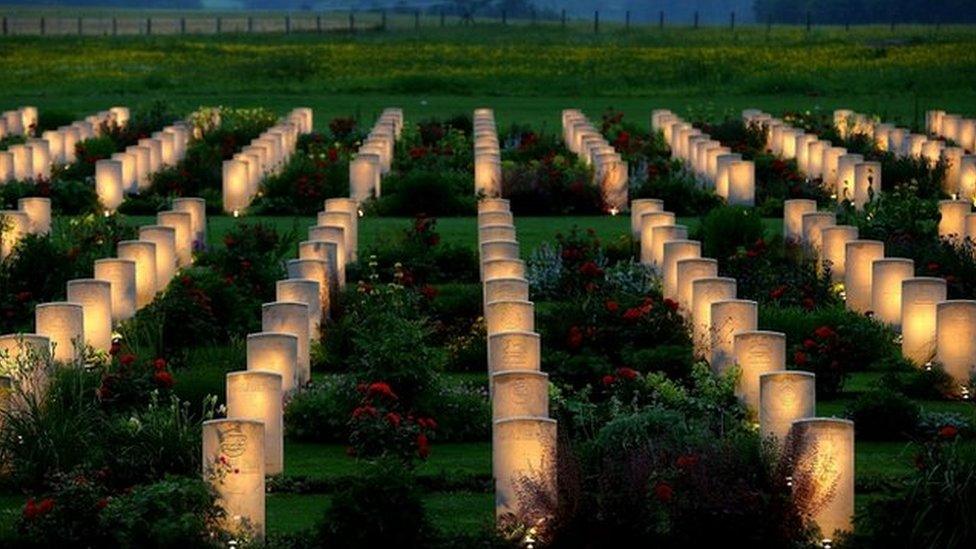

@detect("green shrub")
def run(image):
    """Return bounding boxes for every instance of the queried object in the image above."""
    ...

[634,167,722,216]
[100,476,221,549]
[316,460,433,548]
[882,365,958,400]
[285,375,360,442]
[372,169,476,216]
[696,205,766,261]
[844,389,921,440]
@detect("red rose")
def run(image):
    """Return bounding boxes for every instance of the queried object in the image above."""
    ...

[352,406,377,419]
[37,498,54,515]
[153,371,174,388]
[814,326,834,339]
[579,261,604,278]
[927,262,940,272]
[793,351,808,366]
[96,497,109,511]
[803,339,817,350]
[616,367,638,381]
[622,308,643,322]
[152,358,167,371]
[417,433,430,459]
[23,498,37,520]
[653,481,673,503]
[676,454,699,470]
[385,412,401,428]
[802,298,815,311]
[120,354,136,366]
[367,381,398,400]
[663,298,680,312]
[601,375,616,386]
[109,342,121,356]
[423,417,437,430]
[605,300,619,313]
[567,326,584,350]
[769,285,787,299]
[419,285,438,301]
[938,425,959,439]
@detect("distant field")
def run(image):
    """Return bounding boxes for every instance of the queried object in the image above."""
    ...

[0,23,974,128]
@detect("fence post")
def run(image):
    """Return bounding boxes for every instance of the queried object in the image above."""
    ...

[247,17,253,33]
[625,10,630,30]
[146,17,151,35]
[594,10,599,34]
[502,10,506,25]
[766,14,772,31]
[2,17,6,36]
[694,11,699,29]
[806,11,811,31]
[532,8,537,25]
[440,9,445,27]
[414,10,419,30]
[561,9,566,28]
[890,19,895,31]
[381,11,387,31]
[730,11,735,31]
[349,12,354,32]
[285,15,291,34]
[180,17,186,34]
[40,17,45,35]
[77,16,82,35]
[316,15,322,33]
[112,17,117,36]
[216,17,221,34]
[659,11,664,29]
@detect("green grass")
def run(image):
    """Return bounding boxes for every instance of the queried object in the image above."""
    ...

[284,441,490,481]
[1,25,974,128]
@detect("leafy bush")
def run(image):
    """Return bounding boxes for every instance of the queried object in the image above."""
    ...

[722,236,837,310]
[501,152,601,215]
[696,205,766,261]
[285,375,362,442]
[0,179,99,214]
[371,168,476,216]
[844,389,921,440]
[252,136,351,214]
[365,216,479,285]
[634,166,723,216]
[100,476,221,549]
[13,468,113,546]
[316,460,433,548]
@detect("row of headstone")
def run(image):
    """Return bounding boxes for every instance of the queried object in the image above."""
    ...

[561,109,628,212]
[654,109,755,207]
[927,110,976,155]
[0,106,37,138]
[640,116,855,538]
[96,118,191,212]
[473,108,501,197]
[786,170,976,387]
[1,107,128,183]
[222,108,312,215]
[479,197,558,523]
[743,109,881,210]
[203,185,362,543]
[349,108,401,204]
[837,109,975,201]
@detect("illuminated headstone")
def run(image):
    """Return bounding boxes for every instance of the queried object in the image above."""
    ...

[226,371,283,475]
[783,199,817,243]
[630,199,664,238]
[935,300,976,387]
[261,302,310,387]
[758,371,815,442]
[491,370,549,421]
[676,258,718,313]
[276,279,322,338]
[870,258,915,330]
[492,417,557,520]
[157,211,194,267]
[662,240,701,302]
[734,331,786,416]
[65,279,112,353]
[247,332,299,395]
[844,240,885,313]
[691,277,736,358]
[139,226,177,291]
[709,299,758,375]
[820,225,858,282]
[93,258,137,323]
[938,199,970,241]
[35,302,84,363]
[116,240,157,309]
[202,419,265,541]
[487,331,540,375]
[172,197,207,249]
[789,418,855,543]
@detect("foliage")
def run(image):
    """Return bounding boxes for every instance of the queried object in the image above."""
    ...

[14,468,113,547]
[347,381,437,465]
[634,164,722,216]
[722,236,837,310]
[502,148,600,216]
[696,205,766,261]
[99,476,222,549]
[252,133,352,214]
[0,179,99,214]
[844,389,921,440]
[372,168,476,216]
[843,439,976,548]
[316,460,433,548]
[365,215,479,285]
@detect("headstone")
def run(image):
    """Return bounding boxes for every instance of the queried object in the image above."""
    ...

[492,417,557,520]
[202,419,265,540]
[491,370,549,421]
[935,300,976,387]
[139,226,177,292]
[870,258,914,330]
[158,211,194,266]
[247,332,299,395]
[901,278,947,366]
[734,331,786,416]
[691,277,736,357]
[35,302,84,363]
[844,240,884,313]
[276,279,322,337]
[116,241,157,309]
[262,302,310,387]
[226,371,284,474]
[709,299,758,375]
[789,418,854,541]
[65,279,112,353]
[759,371,815,442]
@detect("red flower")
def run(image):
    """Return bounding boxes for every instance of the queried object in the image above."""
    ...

[676,454,699,470]
[96,497,109,511]
[419,285,438,301]
[109,341,121,356]
[579,261,604,278]
[567,326,584,350]
[605,300,619,313]
[814,326,835,339]
[152,358,167,371]
[15,291,31,302]
[803,339,817,350]
[938,425,959,439]
[420,417,438,430]
[927,262,940,272]
[653,481,673,503]
[352,405,378,419]
[793,351,808,366]
[663,298,680,312]
[616,367,638,381]
[153,371,174,388]
[367,382,398,400]
[385,412,402,428]
[120,354,136,366]
[416,433,430,459]
[769,285,787,299]
[622,307,643,322]
[37,498,54,515]
[802,297,815,311]
[23,498,37,520]
[601,375,616,386]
